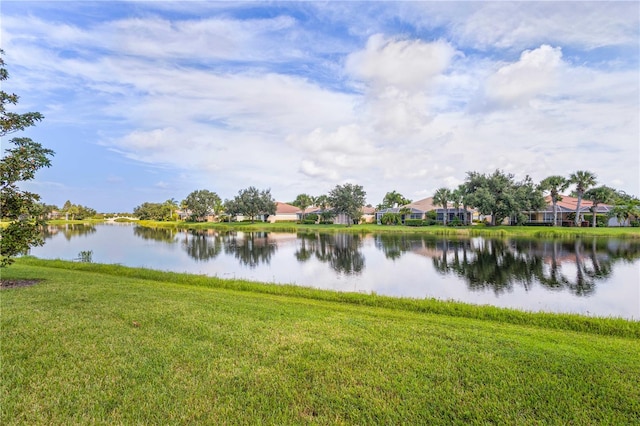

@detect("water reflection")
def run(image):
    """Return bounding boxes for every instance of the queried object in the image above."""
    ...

[424,237,636,296]
[181,230,223,262]
[298,233,365,275]
[133,226,178,243]
[42,224,96,241]
[39,225,640,300]
[223,232,277,268]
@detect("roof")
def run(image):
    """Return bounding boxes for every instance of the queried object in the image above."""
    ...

[275,202,302,215]
[542,195,613,213]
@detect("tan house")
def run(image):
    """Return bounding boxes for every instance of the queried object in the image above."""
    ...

[265,202,302,223]
[376,196,472,224]
[522,195,615,226]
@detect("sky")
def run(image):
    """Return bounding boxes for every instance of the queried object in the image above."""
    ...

[2,1,639,212]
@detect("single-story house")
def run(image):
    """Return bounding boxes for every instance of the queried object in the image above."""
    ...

[521,195,617,226]
[300,206,376,224]
[376,197,472,224]
[265,202,302,223]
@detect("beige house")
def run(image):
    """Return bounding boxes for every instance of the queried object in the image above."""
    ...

[265,202,302,223]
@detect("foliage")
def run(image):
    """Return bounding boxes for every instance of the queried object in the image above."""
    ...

[60,200,97,220]
[291,193,313,220]
[228,186,276,223]
[609,202,640,227]
[380,212,401,225]
[404,219,423,227]
[432,187,452,225]
[465,170,545,226]
[328,183,366,227]
[584,186,616,228]
[569,170,597,226]
[379,190,412,209]
[183,189,222,222]
[0,51,54,266]
[539,175,570,226]
[304,213,319,222]
[133,201,173,221]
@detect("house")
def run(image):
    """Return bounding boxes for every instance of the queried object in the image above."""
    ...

[301,205,375,224]
[376,197,472,224]
[522,195,616,226]
[265,202,302,223]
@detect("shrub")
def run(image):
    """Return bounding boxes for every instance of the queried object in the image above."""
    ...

[404,219,423,227]
[305,213,319,222]
[380,213,400,225]
[302,219,317,225]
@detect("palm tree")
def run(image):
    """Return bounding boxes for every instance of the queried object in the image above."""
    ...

[399,206,411,225]
[433,187,452,226]
[450,188,463,224]
[584,186,615,228]
[569,170,597,227]
[539,175,569,226]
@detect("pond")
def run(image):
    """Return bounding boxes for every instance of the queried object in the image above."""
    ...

[28,224,640,319]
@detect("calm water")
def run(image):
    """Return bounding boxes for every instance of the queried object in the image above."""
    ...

[29,224,640,319]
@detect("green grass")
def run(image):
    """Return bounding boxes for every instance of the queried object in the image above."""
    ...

[132,220,640,239]
[2,260,639,424]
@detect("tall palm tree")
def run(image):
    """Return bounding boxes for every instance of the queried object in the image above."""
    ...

[584,186,615,228]
[450,188,463,224]
[539,175,569,226]
[433,187,452,226]
[569,170,597,227]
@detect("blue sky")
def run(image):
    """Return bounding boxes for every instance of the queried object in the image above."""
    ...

[2,1,638,212]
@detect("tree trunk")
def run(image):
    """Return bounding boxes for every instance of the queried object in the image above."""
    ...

[575,194,583,226]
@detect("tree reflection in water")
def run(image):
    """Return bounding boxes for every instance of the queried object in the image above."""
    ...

[41,224,97,241]
[297,233,365,275]
[181,229,223,261]
[133,226,178,244]
[223,232,276,268]
[425,237,638,296]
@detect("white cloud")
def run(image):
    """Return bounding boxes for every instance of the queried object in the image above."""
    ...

[346,34,456,92]
[484,45,563,108]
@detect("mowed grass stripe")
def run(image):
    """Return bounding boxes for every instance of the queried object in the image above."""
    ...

[2,262,639,424]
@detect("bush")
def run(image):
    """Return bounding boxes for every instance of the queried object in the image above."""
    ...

[305,213,319,222]
[319,220,334,225]
[631,220,640,227]
[380,213,400,225]
[584,214,608,227]
[302,219,317,225]
[404,219,423,227]
[448,217,462,227]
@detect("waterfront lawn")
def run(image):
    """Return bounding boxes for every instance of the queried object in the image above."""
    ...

[2,261,639,424]
[134,219,640,239]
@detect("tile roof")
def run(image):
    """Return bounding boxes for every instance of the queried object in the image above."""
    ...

[275,202,302,214]
[544,195,613,212]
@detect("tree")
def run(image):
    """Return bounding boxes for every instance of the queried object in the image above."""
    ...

[513,175,546,225]
[1,51,54,266]
[539,175,570,226]
[182,189,221,222]
[433,187,452,225]
[328,183,366,227]
[381,190,412,209]
[291,193,314,220]
[584,186,615,228]
[164,198,179,221]
[133,202,171,221]
[465,170,535,226]
[231,186,277,223]
[569,170,597,226]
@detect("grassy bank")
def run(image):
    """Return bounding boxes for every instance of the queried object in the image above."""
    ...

[2,260,639,424]
[133,220,640,239]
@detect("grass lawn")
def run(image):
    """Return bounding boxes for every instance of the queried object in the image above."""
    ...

[133,220,640,239]
[2,260,639,424]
